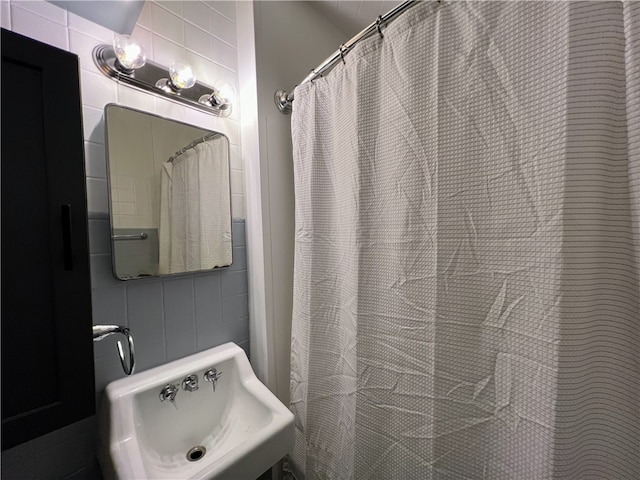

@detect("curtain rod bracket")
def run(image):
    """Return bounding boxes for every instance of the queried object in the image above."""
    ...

[275,89,294,114]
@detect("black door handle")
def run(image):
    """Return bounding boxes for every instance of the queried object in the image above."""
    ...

[61,204,73,270]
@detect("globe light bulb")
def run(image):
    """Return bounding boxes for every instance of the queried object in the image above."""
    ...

[113,35,146,70]
[169,61,196,90]
[214,81,236,104]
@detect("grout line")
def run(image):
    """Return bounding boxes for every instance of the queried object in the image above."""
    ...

[201,1,236,25]
[151,0,182,18]
[161,279,168,363]
[10,1,68,27]
[182,15,237,50]
[3,0,12,31]
[192,275,199,351]
[184,47,238,75]
[123,284,129,327]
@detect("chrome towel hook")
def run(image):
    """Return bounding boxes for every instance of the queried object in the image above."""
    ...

[93,325,136,375]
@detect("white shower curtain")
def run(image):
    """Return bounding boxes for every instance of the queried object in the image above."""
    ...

[289,2,640,479]
[159,138,231,274]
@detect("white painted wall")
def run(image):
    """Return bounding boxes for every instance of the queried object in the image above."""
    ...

[251,1,346,405]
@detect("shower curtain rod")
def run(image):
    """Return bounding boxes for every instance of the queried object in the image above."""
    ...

[168,132,219,162]
[274,0,423,114]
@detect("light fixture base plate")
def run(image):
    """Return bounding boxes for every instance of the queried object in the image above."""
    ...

[92,44,232,117]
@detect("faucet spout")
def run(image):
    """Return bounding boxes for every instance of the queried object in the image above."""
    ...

[92,324,135,375]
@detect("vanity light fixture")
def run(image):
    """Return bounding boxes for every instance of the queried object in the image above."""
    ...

[93,38,233,117]
[112,35,146,72]
[198,81,235,113]
[155,61,197,92]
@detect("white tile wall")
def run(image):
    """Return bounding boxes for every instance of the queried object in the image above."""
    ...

[1,1,250,478]
[206,1,236,22]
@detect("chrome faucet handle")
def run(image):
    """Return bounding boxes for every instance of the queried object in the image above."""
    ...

[203,368,222,392]
[182,374,199,392]
[159,384,179,409]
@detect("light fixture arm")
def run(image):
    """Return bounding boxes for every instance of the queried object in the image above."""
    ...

[92,44,232,117]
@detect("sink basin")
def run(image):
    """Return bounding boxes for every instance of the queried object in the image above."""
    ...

[98,343,294,479]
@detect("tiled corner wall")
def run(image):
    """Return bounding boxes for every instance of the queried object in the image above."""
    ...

[0,1,250,478]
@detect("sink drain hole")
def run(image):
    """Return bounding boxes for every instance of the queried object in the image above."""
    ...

[186,446,206,462]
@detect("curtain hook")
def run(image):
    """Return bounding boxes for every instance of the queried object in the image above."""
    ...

[376,15,385,38]
[339,44,347,64]
[309,69,323,83]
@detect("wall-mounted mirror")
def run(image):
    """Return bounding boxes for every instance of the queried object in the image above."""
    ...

[105,104,232,280]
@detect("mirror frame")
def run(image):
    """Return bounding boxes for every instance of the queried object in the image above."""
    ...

[104,103,233,280]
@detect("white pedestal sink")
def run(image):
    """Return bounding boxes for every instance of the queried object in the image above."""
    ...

[98,343,294,480]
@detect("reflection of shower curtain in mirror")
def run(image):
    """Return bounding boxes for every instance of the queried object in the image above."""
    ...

[159,139,231,274]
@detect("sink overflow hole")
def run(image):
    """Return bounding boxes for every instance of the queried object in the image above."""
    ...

[187,446,206,462]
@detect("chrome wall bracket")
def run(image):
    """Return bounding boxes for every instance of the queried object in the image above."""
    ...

[274,89,293,115]
[93,44,231,117]
[92,324,135,375]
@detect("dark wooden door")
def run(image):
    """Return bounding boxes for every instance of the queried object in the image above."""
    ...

[1,28,95,450]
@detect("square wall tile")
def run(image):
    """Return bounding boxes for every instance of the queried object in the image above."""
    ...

[231,168,244,196]
[69,29,102,70]
[229,246,247,271]
[231,193,245,219]
[183,1,210,32]
[1,1,11,29]
[136,0,152,29]
[222,293,248,322]
[11,4,68,50]
[210,8,236,47]
[151,33,186,72]
[229,145,242,171]
[84,141,107,179]
[82,106,105,144]
[194,273,222,350]
[205,1,236,22]
[81,69,117,109]
[232,220,245,246]
[130,24,153,63]
[90,253,121,289]
[86,177,109,214]
[212,36,236,71]
[163,277,196,361]
[91,285,127,325]
[155,1,182,17]
[219,316,249,344]
[221,270,247,297]
[88,218,112,254]
[151,2,183,44]
[185,22,211,58]
[94,350,127,391]
[68,11,113,43]
[117,83,156,113]
[127,280,166,371]
[12,0,67,25]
